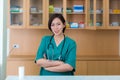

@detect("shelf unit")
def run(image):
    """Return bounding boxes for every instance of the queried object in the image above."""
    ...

[7,0,120,29]
[8,0,26,29]
[107,0,120,29]
[66,0,87,29]
[86,0,106,30]
[27,0,46,29]
[46,0,66,26]
[8,0,46,29]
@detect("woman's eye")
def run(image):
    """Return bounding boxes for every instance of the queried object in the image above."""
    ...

[51,24,54,26]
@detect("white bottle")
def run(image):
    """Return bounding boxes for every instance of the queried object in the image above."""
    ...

[18,66,24,80]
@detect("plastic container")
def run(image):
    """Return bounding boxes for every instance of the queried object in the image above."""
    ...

[79,22,84,28]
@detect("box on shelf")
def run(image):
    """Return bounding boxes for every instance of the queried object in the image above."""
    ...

[73,5,84,13]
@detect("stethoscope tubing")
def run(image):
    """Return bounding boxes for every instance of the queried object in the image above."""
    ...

[46,34,65,61]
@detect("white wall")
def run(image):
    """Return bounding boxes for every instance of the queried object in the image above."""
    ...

[0,0,7,80]
[0,0,4,79]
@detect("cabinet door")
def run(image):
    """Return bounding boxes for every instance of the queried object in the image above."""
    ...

[107,61,120,75]
[66,0,87,29]
[27,0,46,29]
[46,0,64,24]
[75,61,87,75]
[7,60,40,75]
[87,0,106,29]
[107,0,120,29]
[87,61,107,75]
[8,0,26,28]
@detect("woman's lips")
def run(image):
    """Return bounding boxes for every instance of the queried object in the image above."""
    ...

[54,30,59,33]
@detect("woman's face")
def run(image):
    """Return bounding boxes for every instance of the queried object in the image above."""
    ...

[51,18,65,36]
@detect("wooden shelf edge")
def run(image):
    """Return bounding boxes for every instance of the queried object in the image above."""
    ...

[7,55,120,61]
[77,56,120,61]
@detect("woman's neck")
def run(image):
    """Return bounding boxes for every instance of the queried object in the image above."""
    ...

[54,34,64,40]
[54,34,64,46]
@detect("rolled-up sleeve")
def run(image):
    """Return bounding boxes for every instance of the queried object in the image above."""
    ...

[35,36,46,63]
[65,41,77,71]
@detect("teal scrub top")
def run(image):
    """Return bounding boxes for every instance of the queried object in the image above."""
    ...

[35,35,76,76]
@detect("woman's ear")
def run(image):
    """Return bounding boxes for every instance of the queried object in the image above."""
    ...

[64,23,66,27]
[64,25,65,28]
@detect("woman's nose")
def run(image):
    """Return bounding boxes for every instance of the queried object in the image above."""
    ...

[54,25,58,28]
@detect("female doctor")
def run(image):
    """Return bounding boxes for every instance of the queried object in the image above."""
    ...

[35,13,77,75]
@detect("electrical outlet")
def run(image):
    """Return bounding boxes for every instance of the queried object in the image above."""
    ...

[13,44,19,48]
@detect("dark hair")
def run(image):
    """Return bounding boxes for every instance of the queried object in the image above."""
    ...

[48,13,66,33]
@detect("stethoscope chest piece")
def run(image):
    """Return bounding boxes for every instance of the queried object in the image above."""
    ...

[58,55,62,61]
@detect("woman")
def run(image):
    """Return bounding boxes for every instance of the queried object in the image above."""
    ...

[35,13,76,75]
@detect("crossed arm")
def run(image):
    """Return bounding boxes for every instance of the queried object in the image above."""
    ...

[36,58,73,72]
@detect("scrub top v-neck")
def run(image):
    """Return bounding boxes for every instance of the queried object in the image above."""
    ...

[35,35,76,76]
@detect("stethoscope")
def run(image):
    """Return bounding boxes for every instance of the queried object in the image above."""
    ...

[46,34,65,61]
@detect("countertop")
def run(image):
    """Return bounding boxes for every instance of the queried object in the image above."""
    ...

[6,76,120,80]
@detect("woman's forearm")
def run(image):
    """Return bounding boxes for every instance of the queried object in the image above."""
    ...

[44,63,73,72]
[36,59,64,68]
